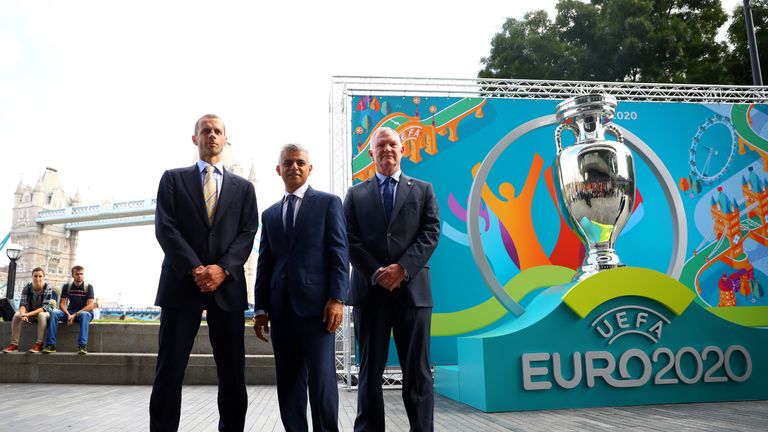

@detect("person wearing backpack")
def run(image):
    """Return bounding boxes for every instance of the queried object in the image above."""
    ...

[43,265,95,355]
[2,267,57,353]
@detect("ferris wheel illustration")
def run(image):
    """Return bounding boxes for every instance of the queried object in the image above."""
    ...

[689,114,738,184]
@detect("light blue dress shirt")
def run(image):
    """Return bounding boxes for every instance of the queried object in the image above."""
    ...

[375,170,401,205]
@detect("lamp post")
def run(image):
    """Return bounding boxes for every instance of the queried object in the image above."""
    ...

[743,0,763,86]
[5,243,22,300]
[1,243,22,321]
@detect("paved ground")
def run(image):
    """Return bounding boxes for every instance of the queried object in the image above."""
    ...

[1,384,765,431]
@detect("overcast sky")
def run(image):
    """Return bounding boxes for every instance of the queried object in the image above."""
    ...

[0,0,745,306]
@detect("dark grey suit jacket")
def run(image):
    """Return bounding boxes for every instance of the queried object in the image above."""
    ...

[344,173,440,307]
[154,165,259,312]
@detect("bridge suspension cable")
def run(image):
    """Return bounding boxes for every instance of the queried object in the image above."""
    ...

[706,233,728,261]
[0,232,10,251]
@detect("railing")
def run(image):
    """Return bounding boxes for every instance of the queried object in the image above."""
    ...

[36,199,156,230]
[63,215,156,231]
[114,199,156,211]
[331,76,768,103]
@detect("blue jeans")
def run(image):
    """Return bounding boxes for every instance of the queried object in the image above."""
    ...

[46,309,93,347]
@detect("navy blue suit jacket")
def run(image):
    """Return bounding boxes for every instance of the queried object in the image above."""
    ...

[154,165,259,312]
[344,173,440,307]
[254,186,349,319]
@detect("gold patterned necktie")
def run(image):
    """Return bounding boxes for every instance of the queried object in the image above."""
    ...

[204,165,218,224]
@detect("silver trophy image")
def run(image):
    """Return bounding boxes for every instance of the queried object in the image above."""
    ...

[553,94,636,281]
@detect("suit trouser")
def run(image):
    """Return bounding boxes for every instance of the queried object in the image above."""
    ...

[354,299,434,432]
[149,300,247,432]
[10,311,49,345]
[271,304,339,432]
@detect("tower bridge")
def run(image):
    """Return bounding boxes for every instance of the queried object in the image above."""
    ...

[3,144,258,304]
[36,198,156,230]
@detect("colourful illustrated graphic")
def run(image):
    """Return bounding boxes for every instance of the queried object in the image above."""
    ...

[679,104,768,327]
[435,267,768,412]
[680,105,768,325]
[350,96,768,365]
[352,97,486,182]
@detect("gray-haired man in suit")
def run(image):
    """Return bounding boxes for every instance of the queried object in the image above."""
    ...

[344,127,441,432]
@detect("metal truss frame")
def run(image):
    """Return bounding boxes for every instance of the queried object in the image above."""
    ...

[328,75,768,390]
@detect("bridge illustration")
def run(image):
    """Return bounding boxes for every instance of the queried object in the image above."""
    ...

[681,174,768,306]
[352,98,486,182]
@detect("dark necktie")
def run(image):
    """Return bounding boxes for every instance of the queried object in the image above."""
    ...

[285,194,296,237]
[383,177,395,222]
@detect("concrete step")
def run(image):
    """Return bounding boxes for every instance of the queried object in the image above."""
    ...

[0,352,277,385]
[0,322,274,355]
[0,321,278,385]
[0,321,351,386]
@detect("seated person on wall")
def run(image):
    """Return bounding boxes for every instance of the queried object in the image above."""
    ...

[91,301,101,321]
[2,267,57,354]
[43,265,95,355]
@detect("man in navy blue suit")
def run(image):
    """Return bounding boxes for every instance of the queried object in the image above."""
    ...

[150,114,259,432]
[344,127,441,432]
[254,143,349,432]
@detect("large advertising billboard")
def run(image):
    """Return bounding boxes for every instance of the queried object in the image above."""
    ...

[350,95,768,365]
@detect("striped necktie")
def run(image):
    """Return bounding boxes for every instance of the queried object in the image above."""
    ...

[204,165,218,224]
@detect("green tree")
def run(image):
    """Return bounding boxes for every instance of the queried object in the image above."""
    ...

[726,0,768,84]
[479,10,575,80]
[480,0,730,83]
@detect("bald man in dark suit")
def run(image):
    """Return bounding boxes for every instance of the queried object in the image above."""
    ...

[344,127,441,432]
[150,114,259,432]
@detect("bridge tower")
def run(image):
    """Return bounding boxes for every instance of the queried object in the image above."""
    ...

[217,144,258,305]
[741,167,768,241]
[10,168,79,297]
[245,163,258,305]
[711,187,745,265]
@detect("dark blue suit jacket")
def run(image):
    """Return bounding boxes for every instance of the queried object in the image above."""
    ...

[154,165,259,312]
[344,173,440,307]
[254,186,349,319]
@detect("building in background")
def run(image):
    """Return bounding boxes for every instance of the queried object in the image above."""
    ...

[9,168,79,298]
[4,147,259,306]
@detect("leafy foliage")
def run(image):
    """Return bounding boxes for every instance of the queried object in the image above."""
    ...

[480,0,751,84]
[726,0,768,84]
